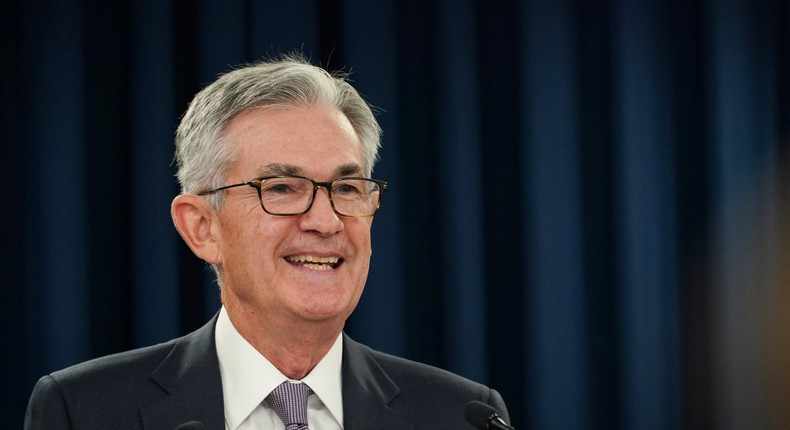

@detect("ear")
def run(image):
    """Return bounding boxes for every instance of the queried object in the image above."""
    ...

[171,194,223,265]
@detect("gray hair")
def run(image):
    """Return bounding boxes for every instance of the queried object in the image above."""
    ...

[174,55,382,208]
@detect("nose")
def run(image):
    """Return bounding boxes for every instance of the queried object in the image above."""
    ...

[298,186,344,235]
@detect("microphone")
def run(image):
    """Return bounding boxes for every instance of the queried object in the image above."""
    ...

[464,400,515,430]
[174,422,206,430]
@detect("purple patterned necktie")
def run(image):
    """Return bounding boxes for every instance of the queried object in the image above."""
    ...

[265,382,313,430]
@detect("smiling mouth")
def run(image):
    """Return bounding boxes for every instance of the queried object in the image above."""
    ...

[285,255,342,271]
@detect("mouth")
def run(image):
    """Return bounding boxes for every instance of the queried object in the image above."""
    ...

[285,255,342,271]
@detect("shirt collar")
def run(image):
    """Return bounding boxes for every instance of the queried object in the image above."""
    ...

[215,307,344,429]
[302,331,344,426]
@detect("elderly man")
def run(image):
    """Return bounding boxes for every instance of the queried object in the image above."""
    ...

[25,55,509,430]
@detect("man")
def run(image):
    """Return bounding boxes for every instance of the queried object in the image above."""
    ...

[25,55,509,429]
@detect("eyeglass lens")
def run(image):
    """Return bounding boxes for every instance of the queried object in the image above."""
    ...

[259,177,381,216]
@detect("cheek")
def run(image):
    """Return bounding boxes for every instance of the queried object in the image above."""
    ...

[219,218,275,273]
[349,219,374,247]
[349,227,373,277]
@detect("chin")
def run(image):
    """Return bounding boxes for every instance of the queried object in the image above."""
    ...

[298,300,356,322]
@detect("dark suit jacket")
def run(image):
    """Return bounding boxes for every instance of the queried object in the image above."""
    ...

[25,315,509,429]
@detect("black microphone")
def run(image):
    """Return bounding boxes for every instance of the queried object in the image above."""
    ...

[174,421,206,430]
[464,400,515,430]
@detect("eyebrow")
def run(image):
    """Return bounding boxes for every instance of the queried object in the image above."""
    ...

[255,163,365,178]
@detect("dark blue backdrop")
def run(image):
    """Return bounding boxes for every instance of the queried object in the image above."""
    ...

[2,0,789,429]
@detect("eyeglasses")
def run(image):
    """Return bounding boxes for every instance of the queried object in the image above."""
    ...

[198,175,388,218]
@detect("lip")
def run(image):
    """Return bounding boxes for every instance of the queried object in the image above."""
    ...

[285,254,343,271]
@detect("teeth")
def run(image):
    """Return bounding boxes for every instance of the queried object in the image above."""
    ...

[287,255,340,264]
[286,255,340,270]
[302,263,334,271]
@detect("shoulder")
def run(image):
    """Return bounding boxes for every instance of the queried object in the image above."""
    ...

[33,338,182,407]
[25,340,179,430]
[341,335,510,427]
[49,338,178,389]
[344,335,502,402]
[376,348,484,390]
[26,318,219,429]
[45,315,217,392]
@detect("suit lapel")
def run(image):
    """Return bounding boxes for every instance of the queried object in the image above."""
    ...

[135,322,414,429]
[140,316,225,430]
[342,335,415,430]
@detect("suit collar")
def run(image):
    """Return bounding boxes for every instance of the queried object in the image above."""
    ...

[134,319,415,429]
[140,315,225,430]
[341,334,415,430]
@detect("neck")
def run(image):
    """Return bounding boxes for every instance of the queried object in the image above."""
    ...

[223,300,343,380]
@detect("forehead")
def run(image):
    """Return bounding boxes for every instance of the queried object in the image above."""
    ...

[223,105,364,177]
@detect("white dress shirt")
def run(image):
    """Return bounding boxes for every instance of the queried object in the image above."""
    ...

[215,307,344,430]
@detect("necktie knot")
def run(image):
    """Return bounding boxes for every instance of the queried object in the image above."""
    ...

[265,382,312,430]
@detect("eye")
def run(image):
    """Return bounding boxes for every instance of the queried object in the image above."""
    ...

[333,181,364,196]
[263,183,296,194]
[260,178,309,195]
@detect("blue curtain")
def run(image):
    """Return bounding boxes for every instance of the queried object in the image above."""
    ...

[3,0,788,428]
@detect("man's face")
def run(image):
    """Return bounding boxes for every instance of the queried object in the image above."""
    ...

[213,105,373,325]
